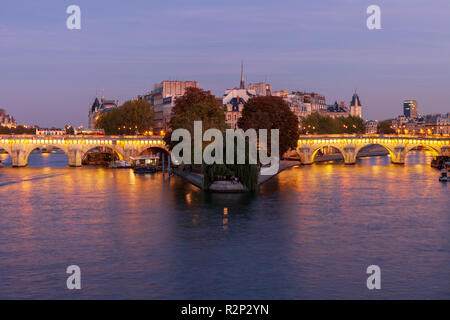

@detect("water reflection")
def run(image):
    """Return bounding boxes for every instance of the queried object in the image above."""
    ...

[0,151,448,299]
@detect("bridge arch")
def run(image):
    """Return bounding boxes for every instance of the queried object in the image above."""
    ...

[82,145,124,161]
[311,145,345,162]
[138,146,170,157]
[0,145,11,156]
[355,143,395,160]
[0,145,12,166]
[405,144,440,158]
[25,145,70,167]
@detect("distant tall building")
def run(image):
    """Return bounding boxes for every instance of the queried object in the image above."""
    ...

[403,100,418,118]
[141,80,199,130]
[350,91,362,118]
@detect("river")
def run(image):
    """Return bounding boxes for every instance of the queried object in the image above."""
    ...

[0,150,448,299]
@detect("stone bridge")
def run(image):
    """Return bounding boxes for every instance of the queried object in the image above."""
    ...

[297,135,450,165]
[0,135,168,167]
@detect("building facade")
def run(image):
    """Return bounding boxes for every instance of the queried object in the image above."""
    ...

[140,80,199,131]
[403,100,418,118]
[350,92,362,118]
[248,82,272,96]
[365,120,378,134]
[391,113,449,135]
[0,109,17,128]
[88,93,120,129]
[222,88,257,129]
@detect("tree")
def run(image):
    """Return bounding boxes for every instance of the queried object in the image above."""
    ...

[377,120,395,134]
[237,96,300,156]
[164,87,226,149]
[96,99,154,135]
[300,112,365,134]
[0,125,35,134]
[65,125,75,135]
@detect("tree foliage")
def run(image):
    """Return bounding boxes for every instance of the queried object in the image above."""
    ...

[377,120,395,134]
[164,87,226,149]
[96,99,154,135]
[237,96,300,156]
[0,125,35,134]
[300,112,365,134]
[202,140,259,191]
[165,87,259,191]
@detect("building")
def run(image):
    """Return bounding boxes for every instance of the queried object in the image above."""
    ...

[0,109,17,128]
[141,80,199,131]
[222,63,258,129]
[390,113,449,135]
[327,101,350,118]
[291,92,328,113]
[350,92,362,118]
[88,92,120,129]
[248,82,272,96]
[365,120,378,134]
[222,88,257,129]
[403,100,418,118]
[436,113,450,135]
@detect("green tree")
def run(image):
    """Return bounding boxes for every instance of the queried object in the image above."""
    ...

[237,96,300,156]
[300,112,365,134]
[0,125,35,134]
[377,120,395,134]
[65,125,75,135]
[164,87,226,149]
[96,99,154,135]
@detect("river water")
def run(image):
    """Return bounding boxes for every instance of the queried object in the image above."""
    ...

[0,150,448,299]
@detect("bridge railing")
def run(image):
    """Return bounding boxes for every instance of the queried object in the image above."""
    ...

[0,134,165,141]
[298,134,449,141]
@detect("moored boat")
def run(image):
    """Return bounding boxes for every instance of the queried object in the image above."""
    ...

[431,156,450,169]
[439,169,449,182]
[131,156,160,174]
[109,160,132,169]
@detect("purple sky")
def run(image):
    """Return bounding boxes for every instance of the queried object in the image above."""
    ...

[1,0,449,127]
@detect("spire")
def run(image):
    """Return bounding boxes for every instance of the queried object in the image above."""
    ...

[240,61,245,89]
[101,89,105,103]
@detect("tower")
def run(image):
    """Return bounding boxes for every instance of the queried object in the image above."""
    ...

[350,91,362,118]
[239,61,245,89]
[403,100,418,118]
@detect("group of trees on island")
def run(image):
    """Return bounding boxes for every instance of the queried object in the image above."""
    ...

[95,99,155,135]
[377,120,396,134]
[164,87,300,191]
[0,125,36,134]
[300,112,365,134]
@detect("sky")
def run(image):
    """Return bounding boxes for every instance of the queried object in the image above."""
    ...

[1,0,449,127]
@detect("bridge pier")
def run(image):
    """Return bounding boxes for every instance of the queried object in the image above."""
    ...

[11,145,28,167]
[123,145,139,161]
[343,145,357,165]
[68,146,83,167]
[442,146,450,157]
[297,146,314,165]
[391,145,406,164]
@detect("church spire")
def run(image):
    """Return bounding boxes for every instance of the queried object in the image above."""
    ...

[240,61,245,89]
